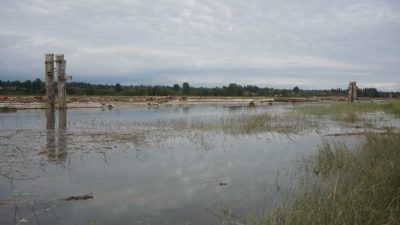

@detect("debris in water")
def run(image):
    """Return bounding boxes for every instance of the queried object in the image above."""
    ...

[38,149,49,155]
[18,218,29,223]
[61,194,94,201]
[219,182,228,186]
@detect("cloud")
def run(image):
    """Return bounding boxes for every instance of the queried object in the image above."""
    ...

[0,0,399,90]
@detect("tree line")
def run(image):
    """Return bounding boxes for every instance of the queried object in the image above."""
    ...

[0,79,398,98]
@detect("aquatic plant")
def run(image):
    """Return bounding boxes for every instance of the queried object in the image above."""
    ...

[142,111,319,135]
[298,102,400,117]
[244,133,400,225]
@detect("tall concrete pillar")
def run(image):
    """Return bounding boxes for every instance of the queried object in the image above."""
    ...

[348,81,357,102]
[45,54,55,107]
[55,54,67,108]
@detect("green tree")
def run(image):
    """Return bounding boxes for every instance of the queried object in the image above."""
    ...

[32,78,43,94]
[182,82,190,95]
[227,83,243,96]
[23,80,32,93]
[85,86,95,95]
[115,83,123,93]
[173,84,181,92]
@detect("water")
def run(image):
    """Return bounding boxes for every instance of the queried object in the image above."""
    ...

[0,105,391,225]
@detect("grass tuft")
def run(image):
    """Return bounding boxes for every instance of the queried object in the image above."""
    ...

[246,133,400,225]
[298,102,400,117]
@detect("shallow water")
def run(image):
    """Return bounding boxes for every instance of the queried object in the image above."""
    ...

[0,105,394,225]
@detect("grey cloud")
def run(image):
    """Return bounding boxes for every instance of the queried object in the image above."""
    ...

[0,0,399,90]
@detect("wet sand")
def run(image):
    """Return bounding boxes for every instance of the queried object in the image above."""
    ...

[0,95,351,109]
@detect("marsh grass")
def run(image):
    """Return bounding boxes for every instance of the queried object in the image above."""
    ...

[299,102,400,118]
[245,133,400,225]
[149,112,318,135]
[297,102,400,129]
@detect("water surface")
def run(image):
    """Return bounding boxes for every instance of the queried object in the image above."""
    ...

[0,105,389,224]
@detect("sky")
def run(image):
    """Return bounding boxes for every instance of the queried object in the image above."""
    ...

[0,0,399,90]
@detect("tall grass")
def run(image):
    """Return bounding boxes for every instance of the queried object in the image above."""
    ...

[246,133,400,225]
[150,112,318,135]
[299,102,400,117]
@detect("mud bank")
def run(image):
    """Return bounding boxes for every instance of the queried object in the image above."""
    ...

[0,95,392,110]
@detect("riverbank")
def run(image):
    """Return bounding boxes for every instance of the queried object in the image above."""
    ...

[0,95,394,110]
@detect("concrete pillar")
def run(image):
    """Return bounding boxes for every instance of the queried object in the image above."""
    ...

[348,81,357,102]
[45,54,55,107]
[55,54,67,108]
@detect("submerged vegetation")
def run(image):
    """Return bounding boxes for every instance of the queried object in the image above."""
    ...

[82,111,319,135]
[244,133,400,225]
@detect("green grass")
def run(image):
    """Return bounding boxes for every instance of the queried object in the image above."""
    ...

[245,133,400,225]
[298,102,400,117]
[220,112,317,135]
[297,102,400,127]
[149,112,318,135]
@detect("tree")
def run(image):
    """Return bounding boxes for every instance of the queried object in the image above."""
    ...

[115,83,123,93]
[293,86,300,94]
[227,83,242,96]
[23,80,32,92]
[182,82,190,95]
[32,78,43,94]
[85,86,95,95]
[173,84,181,92]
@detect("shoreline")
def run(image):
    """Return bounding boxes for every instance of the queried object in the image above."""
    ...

[0,95,395,110]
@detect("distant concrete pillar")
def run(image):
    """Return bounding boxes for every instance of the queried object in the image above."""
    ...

[348,81,357,102]
[45,54,55,107]
[55,54,67,108]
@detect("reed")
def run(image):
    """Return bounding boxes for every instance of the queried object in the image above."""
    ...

[245,133,400,225]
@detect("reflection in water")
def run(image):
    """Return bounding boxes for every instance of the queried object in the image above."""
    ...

[225,106,244,112]
[136,150,149,162]
[2,105,390,225]
[45,106,55,130]
[182,107,190,114]
[46,108,68,162]
[57,109,68,161]
[45,106,55,156]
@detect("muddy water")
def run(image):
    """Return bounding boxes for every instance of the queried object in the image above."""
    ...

[0,105,367,224]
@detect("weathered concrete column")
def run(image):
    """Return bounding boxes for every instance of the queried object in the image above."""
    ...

[348,81,357,102]
[45,54,55,107]
[55,54,67,108]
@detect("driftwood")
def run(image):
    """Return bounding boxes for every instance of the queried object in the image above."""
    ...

[60,194,94,201]
[324,131,399,136]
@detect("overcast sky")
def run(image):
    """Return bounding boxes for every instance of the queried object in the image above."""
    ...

[0,0,399,90]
